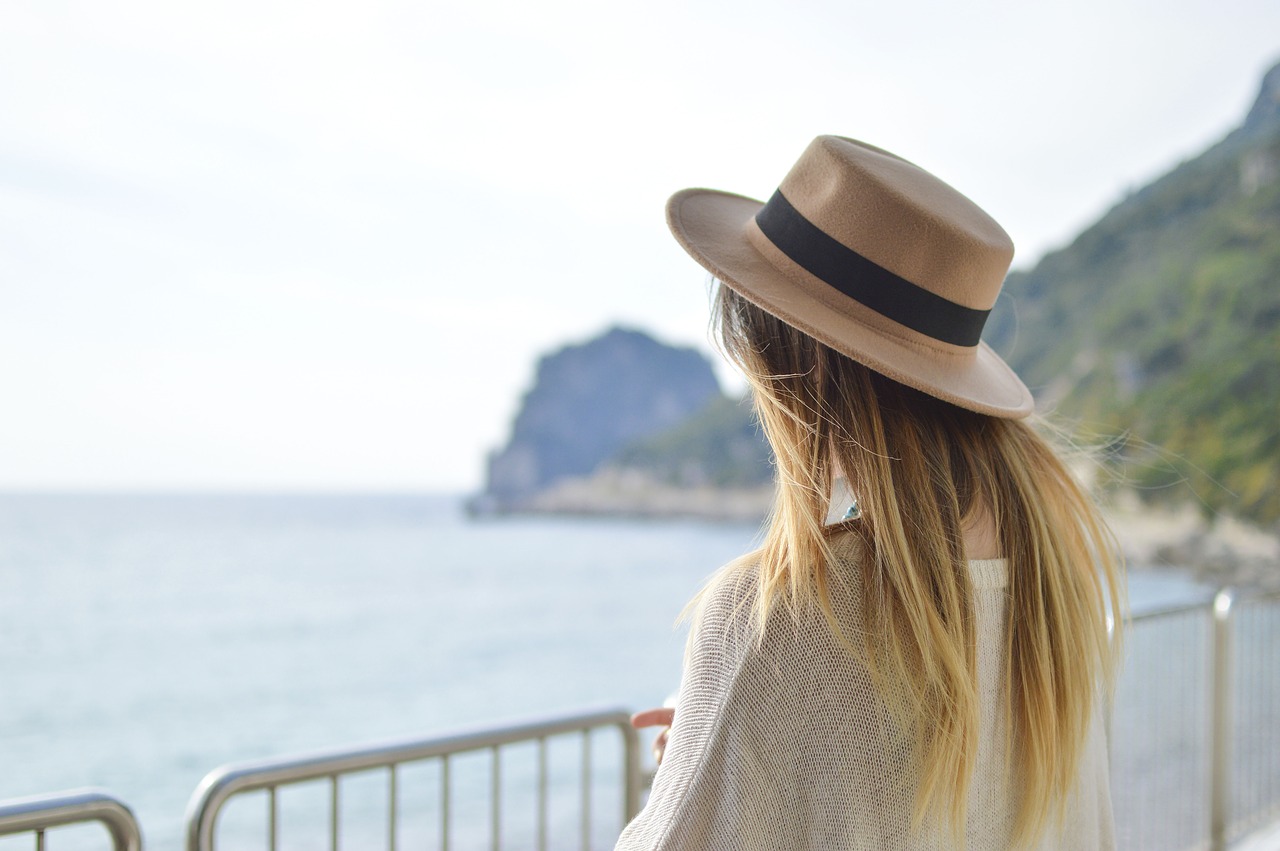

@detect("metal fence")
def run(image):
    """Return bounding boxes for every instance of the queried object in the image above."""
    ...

[3,592,1279,851]
[0,789,142,851]
[183,706,641,851]
[1111,589,1280,851]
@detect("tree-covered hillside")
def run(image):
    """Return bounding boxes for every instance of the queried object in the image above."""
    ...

[985,61,1280,523]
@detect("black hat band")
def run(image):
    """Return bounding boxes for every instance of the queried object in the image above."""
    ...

[755,190,991,348]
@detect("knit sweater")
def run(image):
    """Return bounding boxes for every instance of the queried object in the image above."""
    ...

[615,531,1114,850]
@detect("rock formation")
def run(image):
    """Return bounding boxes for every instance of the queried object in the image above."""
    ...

[477,328,722,510]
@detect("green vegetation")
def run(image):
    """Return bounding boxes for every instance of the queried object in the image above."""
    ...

[613,394,773,488]
[985,65,1280,524]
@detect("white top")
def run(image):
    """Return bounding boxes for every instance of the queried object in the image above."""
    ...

[615,532,1114,850]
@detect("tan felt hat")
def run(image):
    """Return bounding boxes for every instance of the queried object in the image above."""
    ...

[667,135,1034,419]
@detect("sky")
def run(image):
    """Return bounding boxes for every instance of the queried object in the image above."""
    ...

[2,0,1277,492]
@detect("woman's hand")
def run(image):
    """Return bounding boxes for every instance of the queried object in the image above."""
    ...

[631,707,675,766]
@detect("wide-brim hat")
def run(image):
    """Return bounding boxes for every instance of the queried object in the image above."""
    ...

[667,135,1034,419]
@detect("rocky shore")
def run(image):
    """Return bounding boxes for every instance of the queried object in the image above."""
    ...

[515,467,774,523]
[485,470,1280,592]
[1100,490,1280,590]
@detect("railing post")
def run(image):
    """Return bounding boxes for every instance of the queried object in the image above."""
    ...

[1210,588,1235,851]
[620,716,643,823]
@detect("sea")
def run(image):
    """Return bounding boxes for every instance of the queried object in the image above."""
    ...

[0,493,1221,849]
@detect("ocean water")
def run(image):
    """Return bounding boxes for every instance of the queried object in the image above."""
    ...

[0,493,1214,849]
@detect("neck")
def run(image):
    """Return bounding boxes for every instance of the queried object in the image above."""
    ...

[828,476,1001,560]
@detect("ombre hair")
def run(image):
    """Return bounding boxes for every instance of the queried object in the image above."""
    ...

[710,282,1124,847]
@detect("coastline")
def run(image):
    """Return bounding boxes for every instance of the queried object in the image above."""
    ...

[513,468,773,524]
[1099,490,1280,589]
[476,471,1280,590]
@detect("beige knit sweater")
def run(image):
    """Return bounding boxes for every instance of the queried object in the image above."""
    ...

[615,532,1114,850]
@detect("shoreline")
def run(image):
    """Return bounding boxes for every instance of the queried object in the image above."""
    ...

[475,472,1280,591]
[1099,490,1280,590]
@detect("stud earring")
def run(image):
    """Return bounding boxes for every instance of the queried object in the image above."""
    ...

[842,499,862,521]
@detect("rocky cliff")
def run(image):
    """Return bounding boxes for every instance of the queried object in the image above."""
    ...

[476,327,722,510]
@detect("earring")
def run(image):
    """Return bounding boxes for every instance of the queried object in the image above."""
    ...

[842,499,862,521]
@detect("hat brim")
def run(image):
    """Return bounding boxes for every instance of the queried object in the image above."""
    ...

[667,188,1035,419]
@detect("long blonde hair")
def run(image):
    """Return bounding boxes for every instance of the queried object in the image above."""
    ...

[713,283,1124,847]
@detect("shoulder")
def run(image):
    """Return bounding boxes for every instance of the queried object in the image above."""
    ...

[684,550,761,648]
[684,531,878,711]
[687,529,873,650]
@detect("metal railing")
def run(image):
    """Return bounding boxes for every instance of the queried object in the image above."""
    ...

[1112,588,1280,851]
[0,789,142,851]
[183,706,641,851]
[3,591,1279,851]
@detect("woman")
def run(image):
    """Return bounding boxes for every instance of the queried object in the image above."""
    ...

[616,137,1124,850]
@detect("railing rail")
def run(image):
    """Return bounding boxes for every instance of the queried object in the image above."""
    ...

[0,788,143,851]
[183,705,641,851]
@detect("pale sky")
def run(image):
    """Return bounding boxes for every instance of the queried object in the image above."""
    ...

[2,0,1277,492]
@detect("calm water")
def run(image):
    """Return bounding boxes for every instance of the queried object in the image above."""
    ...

[0,493,1211,849]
